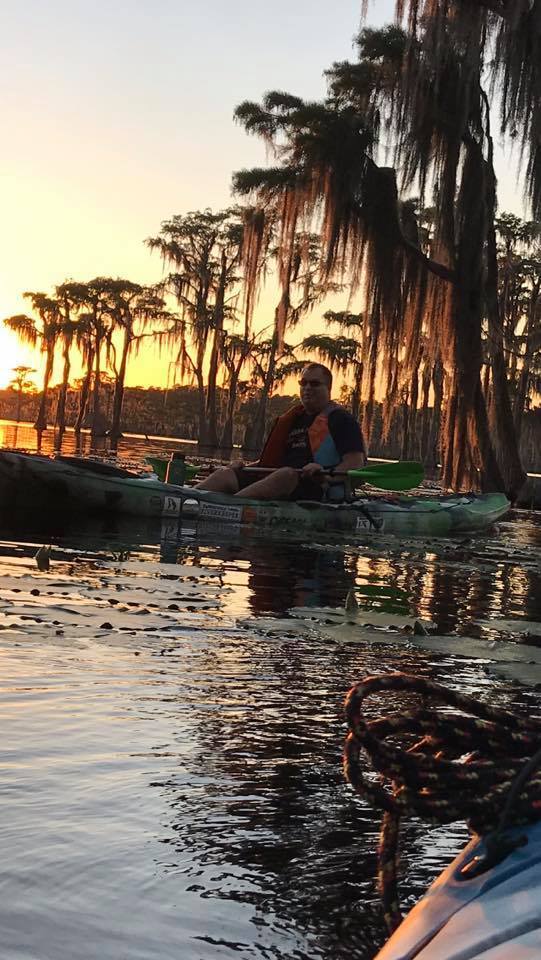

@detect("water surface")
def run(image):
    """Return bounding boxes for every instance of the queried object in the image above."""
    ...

[0,423,540,958]
[0,503,540,960]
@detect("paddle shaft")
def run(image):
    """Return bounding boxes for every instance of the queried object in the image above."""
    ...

[208,465,355,477]
[184,464,360,479]
[149,455,423,490]
[182,460,423,489]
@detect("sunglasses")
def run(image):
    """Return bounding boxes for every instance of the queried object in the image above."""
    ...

[299,378,326,388]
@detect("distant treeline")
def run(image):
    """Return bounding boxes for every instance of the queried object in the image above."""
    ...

[1,382,539,473]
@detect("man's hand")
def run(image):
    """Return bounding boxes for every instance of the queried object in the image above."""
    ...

[300,462,325,480]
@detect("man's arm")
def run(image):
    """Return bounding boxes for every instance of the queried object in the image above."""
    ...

[328,410,367,474]
[332,450,367,474]
[300,450,366,480]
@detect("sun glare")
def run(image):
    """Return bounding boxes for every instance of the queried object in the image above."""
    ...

[0,328,41,390]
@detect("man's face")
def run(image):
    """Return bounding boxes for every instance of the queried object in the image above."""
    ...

[299,367,330,414]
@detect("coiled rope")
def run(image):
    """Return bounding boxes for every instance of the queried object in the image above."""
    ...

[343,672,541,933]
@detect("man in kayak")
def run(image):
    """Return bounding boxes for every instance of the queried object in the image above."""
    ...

[195,362,366,500]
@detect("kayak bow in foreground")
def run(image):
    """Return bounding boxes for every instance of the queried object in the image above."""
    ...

[344,674,541,960]
[375,820,541,959]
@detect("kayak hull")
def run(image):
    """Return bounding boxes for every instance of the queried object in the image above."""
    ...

[376,821,541,959]
[0,451,510,536]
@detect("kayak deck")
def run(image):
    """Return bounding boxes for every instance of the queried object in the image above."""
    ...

[376,820,541,959]
[191,488,510,536]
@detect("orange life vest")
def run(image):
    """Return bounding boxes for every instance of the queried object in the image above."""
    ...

[259,402,342,468]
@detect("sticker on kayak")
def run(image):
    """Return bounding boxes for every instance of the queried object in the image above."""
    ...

[161,495,182,517]
[356,517,385,532]
[199,502,244,523]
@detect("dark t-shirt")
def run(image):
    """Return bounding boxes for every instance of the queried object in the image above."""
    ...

[283,408,365,469]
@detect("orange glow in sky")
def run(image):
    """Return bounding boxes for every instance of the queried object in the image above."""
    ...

[0,1,525,393]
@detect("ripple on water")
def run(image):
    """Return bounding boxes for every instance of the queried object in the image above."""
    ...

[0,514,539,960]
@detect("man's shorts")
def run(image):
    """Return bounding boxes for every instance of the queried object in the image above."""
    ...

[233,466,325,502]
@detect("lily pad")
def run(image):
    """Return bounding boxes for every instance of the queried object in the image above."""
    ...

[409,633,541,687]
[288,604,416,630]
[475,617,541,636]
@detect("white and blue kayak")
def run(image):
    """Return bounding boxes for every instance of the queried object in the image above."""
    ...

[376,820,541,959]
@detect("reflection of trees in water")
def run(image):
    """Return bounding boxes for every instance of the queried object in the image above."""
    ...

[349,541,541,636]
[158,636,392,958]
[154,614,494,960]
[488,559,541,626]
[245,544,356,615]
[165,535,358,617]
[0,507,537,956]
[155,613,539,958]
[2,504,539,636]
[147,537,541,956]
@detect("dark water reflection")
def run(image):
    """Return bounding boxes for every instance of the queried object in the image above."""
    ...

[0,429,540,958]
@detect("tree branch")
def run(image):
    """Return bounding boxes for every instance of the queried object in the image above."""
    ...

[469,0,517,20]
[365,155,456,283]
[402,235,456,282]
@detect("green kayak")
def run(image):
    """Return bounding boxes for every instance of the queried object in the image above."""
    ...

[0,450,510,536]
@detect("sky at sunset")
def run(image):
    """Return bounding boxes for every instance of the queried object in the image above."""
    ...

[0,0,527,390]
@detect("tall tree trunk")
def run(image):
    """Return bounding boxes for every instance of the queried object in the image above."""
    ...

[419,362,432,462]
[74,352,94,433]
[196,366,209,453]
[400,387,410,461]
[426,361,443,472]
[247,253,294,455]
[220,349,249,454]
[219,370,240,455]
[482,361,496,448]
[513,282,540,441]
[205,253,227,450]
[408,369,419,459]
[441,344,504,492]
[250,330,279,454]
[109,333,130,442]
[90,336,107,438]
[34,344,55,432]
[514,362,530,443]
[55,340,72,444]
[513,319,536,444]
[441,138,505,493]
[351,362,363,423]
[482,362,491,406]
[484,170,526,498]
[362,336,379,449]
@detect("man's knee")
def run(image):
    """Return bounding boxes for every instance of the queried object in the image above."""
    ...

[196,464,239,493]
[273,466,298,489]
[220,466,240,490]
